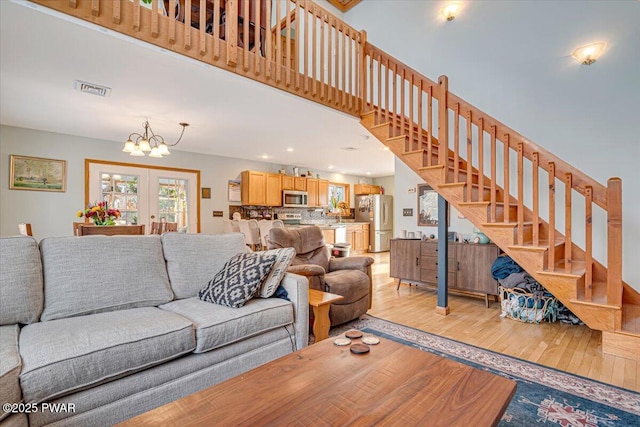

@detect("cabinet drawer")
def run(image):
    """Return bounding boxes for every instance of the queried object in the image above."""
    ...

[420,269,456,285]
[421,255,456,272]
[420,242,456,263]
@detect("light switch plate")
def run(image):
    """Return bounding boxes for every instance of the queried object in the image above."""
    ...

[403,208,413,216]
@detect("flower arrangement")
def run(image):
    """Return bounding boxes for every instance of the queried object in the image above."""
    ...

[77,201,121,226]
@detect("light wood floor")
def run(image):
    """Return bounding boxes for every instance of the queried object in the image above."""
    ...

[364,252,639,392]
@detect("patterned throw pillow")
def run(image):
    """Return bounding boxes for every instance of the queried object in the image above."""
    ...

[257,247,296,298]
[199,252,277,308]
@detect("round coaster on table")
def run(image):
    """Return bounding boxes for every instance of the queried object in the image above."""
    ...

[345,330,363,339]
[333,337,351,346]
[350,343,370,354]
[362,336,380,345]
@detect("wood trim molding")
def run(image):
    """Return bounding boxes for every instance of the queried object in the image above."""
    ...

[84,159,201,233]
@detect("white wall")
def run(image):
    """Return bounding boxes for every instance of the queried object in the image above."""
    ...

[0,125,365,239]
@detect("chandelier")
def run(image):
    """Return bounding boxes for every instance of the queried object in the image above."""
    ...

[122,120,189,158]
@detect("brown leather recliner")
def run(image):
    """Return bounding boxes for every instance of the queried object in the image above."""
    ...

[267,226,374,326]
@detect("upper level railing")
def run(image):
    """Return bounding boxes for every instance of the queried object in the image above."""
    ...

[31,0,623,305]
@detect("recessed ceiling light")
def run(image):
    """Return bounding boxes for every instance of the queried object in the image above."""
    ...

[383,147,390,151]
[260,154,270,159]
[286,148,293,152]
[341,171,346,174]
[366,172,372,176]
[328,165,334,169]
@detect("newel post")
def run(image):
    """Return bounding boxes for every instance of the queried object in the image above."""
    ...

[438,75,449,176]
[226,0,238,66]
[606,177,622,306]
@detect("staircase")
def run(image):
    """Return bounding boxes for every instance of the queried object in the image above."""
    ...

[30,0,639,360]
[357,60,640,358]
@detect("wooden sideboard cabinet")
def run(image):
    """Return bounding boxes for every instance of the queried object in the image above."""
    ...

[390,239,500,307]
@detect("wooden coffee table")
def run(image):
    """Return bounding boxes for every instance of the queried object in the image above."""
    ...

[119,335,516,426]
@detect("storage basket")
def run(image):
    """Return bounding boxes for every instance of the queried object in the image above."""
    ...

[499,285,558,324]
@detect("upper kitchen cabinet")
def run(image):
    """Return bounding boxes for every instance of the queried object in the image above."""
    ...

[265,173,283,206]
[354,184,381,195]
[282,175,294,190]
[241,171,282,206]
[307,179,330,207]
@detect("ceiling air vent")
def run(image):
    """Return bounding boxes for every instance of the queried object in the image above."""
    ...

[341,146,359,151]
[74,80,111,97]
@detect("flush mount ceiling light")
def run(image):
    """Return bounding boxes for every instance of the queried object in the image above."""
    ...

[440,2,461,21]
[122,120,188,158]
[571,42,606,65]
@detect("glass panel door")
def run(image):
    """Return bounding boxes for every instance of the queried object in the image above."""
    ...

[88,162,199,233]
[89,163,149,227]
[149,170,198,233]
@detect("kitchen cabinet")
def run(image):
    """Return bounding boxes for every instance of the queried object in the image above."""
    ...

[241,170,266,205]
[282,175,294,190]
[294,177,307,191]
[346,223,370,253]
[318,180,329,207]
[307,178,330,207]
[265,173,282,206]
[322,228,335,245]
[390,239,500,307]
[354,184,381,195]
[307,178,319,207]
[241,170,282,206]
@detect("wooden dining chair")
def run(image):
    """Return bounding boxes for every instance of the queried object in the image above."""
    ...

[73,221,94,236]
[78,224,145,236]
[18,223,33,236]
[150,221,178,235]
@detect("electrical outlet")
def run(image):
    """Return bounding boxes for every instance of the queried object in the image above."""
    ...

[403,208,413,216]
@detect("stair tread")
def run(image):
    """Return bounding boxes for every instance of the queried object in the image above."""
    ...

[508,239,564,251]
[538,260,586,278]
[459,201,518,207]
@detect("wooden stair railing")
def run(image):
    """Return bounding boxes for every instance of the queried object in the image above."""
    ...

[359,42,637,347]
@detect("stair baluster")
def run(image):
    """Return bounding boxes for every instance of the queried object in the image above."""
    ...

[532,152,540,246]
[490,126,497,222]
[565,173,573,273]
[503,134,510,221]
[607,178,623,307]
[478,118,484,202]
[585,186,593,301]
[548,162,556,269]
[466,110,473,202]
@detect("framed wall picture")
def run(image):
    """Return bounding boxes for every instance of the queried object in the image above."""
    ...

[201,187,211,199]
[228,180,241,202]
[9,155,66,192]
[417,184,440,226]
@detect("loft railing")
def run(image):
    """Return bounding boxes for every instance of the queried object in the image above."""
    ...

[31,0,623,306]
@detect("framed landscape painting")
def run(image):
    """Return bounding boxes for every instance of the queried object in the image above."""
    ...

[9,155,66,192]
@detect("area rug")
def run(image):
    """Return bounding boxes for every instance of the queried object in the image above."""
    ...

[327,315,640,427]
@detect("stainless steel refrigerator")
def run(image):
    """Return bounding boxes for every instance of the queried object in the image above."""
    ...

[355,194,393,252]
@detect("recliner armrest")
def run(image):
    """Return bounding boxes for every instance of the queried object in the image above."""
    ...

[329,256,374,274]
[287,264,326,277]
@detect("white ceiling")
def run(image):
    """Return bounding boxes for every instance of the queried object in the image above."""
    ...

[0,0,395,177]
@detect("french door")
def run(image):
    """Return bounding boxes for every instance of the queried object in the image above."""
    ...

[87,160,199,233]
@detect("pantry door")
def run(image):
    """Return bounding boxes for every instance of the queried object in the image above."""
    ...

[87,160,200,233]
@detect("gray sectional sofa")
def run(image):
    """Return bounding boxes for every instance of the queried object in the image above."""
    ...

[0,233,309,427]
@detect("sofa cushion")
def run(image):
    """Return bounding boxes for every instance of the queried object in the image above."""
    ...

[324,270,370,304]
[159,297,293,353]
[1,325,22,421]
[162,233,247,299]
[18,307,195,403]
[258,247,296,298]
[39,236,173,321]
[0,236,43,325]
[199,252,277,308]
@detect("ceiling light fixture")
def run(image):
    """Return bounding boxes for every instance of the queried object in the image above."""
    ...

[122,120,188,158]
[286,148,294,152]
[440,2,460,21]
[571,42,606,65]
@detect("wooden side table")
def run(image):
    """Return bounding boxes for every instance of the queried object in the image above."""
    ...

[308,289,344,342]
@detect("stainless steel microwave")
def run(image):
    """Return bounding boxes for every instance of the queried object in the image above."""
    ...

[282,190,308,207]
